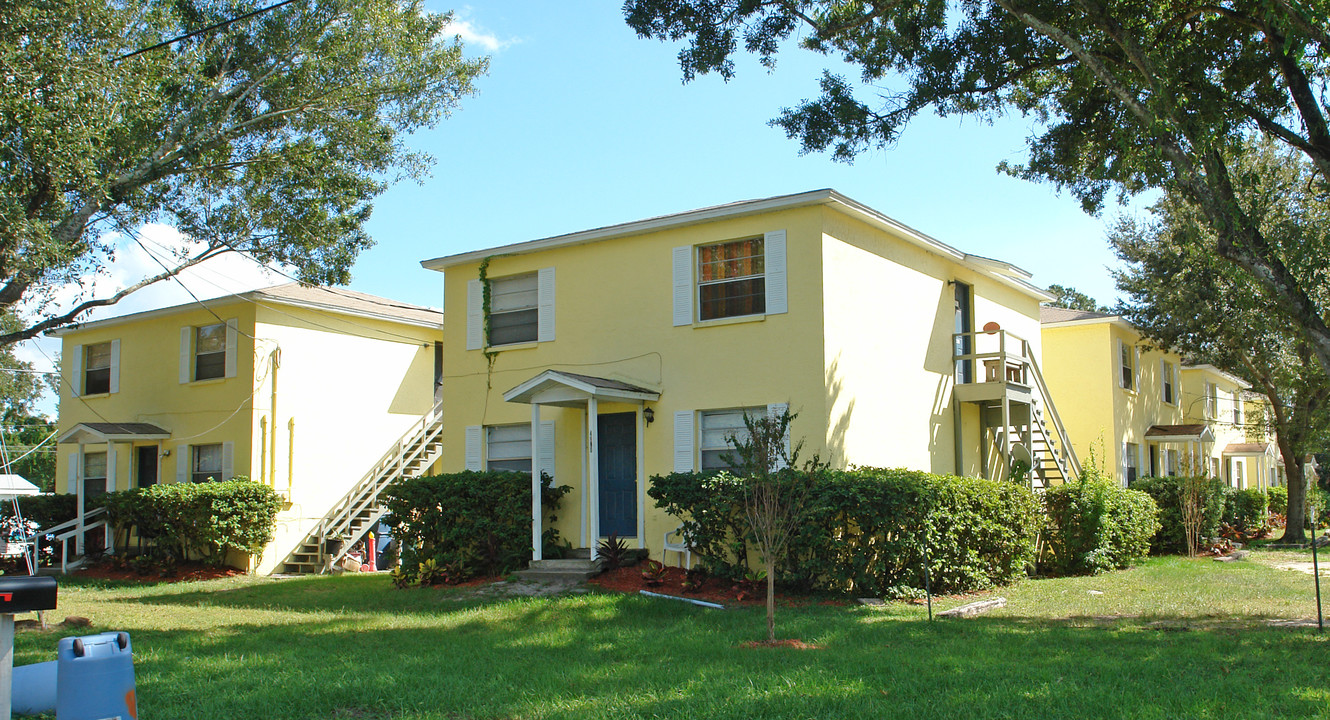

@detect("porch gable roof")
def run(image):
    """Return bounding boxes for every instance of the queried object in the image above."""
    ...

[1144,424,1214,443]
[58,422,171,444]
[504,370,660,407]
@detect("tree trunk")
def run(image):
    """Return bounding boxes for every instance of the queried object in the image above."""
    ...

[766,557,776,644]
[1280,442,1308,542]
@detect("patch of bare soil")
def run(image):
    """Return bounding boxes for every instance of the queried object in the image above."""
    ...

[739,639,822,650]
[586,565,847,607]
[74,559,246,583]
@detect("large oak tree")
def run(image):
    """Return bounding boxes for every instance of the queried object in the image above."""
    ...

[1113,139,1330,541]
[2,0,486,345]
[624,0,1330,376]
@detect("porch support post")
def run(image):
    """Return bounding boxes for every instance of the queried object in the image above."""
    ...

[1000,396,1011,480]
[106,442,118,493]
[531,403,542,562]
[75,442,85,557]
[636,405,646,549]
[588,397,600,561]
[580,412,588,549]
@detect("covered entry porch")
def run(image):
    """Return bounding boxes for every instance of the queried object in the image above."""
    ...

[503,370,659,561]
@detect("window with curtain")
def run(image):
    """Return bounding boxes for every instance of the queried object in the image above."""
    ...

[195,323,227,380]
[489,273,539,346]
[486,424,532,474]
[84,342,112,394]
[192,443,224,483]
[697,237,765,321]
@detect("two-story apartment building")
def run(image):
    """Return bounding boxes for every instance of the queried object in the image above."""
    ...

[422,189,1071,562]
[1042,308,1281,488]
[53,283,443,573]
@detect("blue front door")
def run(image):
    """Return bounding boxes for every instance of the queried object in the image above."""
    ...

[598,412,637,537]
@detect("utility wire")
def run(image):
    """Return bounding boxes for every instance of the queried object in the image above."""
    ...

[115,0,301,62]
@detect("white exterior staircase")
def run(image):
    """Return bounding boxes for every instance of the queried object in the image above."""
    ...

[278,401,444,574]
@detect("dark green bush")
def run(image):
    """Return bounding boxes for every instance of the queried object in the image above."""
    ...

[16,493,78,528]
[1042,480,1159,575]
[384,471,570,584]
[1223,488,1268,536]
[103,479,281,566]
[1131,476,1225,554]
[1268,486,1288,516]
[648,467,1040,596]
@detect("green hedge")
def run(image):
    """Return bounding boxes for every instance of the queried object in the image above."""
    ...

[1268,486,1288,516]
[16,493,78,528]
[1222,488,1269,537]
[1131,476,1225,554]
[649,468,1040,597]
[1041,480,1159,575]
[384,471,570,584]
[103,479,281,566]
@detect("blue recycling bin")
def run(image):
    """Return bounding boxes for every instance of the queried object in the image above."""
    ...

[56,632,137,720]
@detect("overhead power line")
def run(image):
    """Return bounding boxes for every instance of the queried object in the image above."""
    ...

[115,0,301,62]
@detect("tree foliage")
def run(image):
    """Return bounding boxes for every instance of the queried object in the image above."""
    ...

[1112,138,1330,541]
[1044,284,1108,312]
[624,0,1330,376]
[1,0,486,345]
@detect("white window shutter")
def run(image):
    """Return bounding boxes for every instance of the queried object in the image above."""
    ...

[538,420,556,481]
[672,246,692,326]
[767,402,791,469]
[537,267,556,342]
[1134,347,1141,392]
[71,344,83,397]
[466,279,483,350]
[224,318,238,378]
[178,444,190,483]
[179,327,192,383]
[67,452,80,492]
[673,411,694,472]
[222,441,234,481]
[1116,340,1125,388]
[764,230,788,315]
[1175,365,1182,404]
[464,426,483,471]
[108,339,120,394]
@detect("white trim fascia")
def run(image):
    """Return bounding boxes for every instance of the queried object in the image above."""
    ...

[49,291,441,338]
[420,189,1050,302]
[1181,364,1251,390]
[503,370,661,405]
[1042,315,1138,333]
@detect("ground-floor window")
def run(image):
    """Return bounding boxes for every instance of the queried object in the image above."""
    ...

[486,424,532,474]
[192,443,224,483]
[83,451,108,497]
[1123,443,1138,485]
[699,407,765,471]
[1164,449,1179,476]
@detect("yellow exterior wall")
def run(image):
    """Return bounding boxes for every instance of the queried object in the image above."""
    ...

[56,296,440,573]
[438,205,829,555]
[437,201,1049,560]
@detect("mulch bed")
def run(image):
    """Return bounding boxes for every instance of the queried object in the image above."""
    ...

[74,559,247,583]
[586,564,846,608]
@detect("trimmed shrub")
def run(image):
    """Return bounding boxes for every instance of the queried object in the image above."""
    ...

[16,493,78,528]
[384,471,571,584]
[1268,486,1288,516]
[1041,480,1159,575]
[1222,488,1269,537]
[648,467,1040,596]
[1131,476,1225,554]
[103,479,282,567]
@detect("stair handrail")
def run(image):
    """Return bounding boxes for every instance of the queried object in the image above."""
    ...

[322,415,444,542]
[1021,338,1082,479]
[314,400,445,545]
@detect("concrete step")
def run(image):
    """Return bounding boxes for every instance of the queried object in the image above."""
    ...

[530,558,601,572]
[512,567,600,583]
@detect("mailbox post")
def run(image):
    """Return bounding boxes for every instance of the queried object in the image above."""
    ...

[0,575,57,720]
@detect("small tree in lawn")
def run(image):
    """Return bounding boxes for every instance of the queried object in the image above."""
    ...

[724,408,823,644]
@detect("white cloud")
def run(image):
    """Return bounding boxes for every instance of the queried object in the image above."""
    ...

[444,15,516,52]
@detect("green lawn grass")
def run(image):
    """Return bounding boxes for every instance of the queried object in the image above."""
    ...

[13,553,1330,720]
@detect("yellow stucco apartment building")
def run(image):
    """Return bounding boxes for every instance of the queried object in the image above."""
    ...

[53,284,444,573]
[1041,307,1282,488]
[422,189,1080,562]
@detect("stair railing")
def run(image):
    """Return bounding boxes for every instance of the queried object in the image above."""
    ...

[1020,338,1082,480]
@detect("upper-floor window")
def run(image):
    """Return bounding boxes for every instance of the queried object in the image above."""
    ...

[180,319,236,383]
[195,323,227,380]
[466,268,555,350]
[84,342,113,395]
[1234,396,1244,426]
[1161,360,1176,404]
[1205,382,1218,418]
[673,231,787,327]
[489,273,539,346]
[698,238,765,321]
[1118,340,1136,391]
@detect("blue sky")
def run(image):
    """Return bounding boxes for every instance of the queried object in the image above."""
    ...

[18,2,1143,410]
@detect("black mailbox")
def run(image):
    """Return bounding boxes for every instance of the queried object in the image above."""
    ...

[0,575,57,613]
